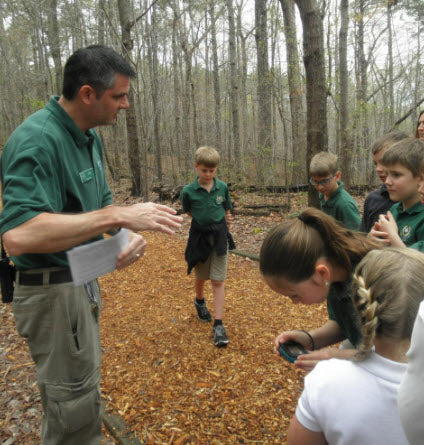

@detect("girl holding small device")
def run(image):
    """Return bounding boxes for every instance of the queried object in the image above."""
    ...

[286,247,421,445]
[260,207,380,370]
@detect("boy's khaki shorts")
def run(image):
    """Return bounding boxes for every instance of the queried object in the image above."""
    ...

[195,247,228,281]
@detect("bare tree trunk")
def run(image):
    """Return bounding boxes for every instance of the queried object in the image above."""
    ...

[148,5,163,185]
[255,0,272,184]
[117,0,142,196]
[387,2,394,126]
[279,0,306,185]
[46,0,62,93]
[209,1,222,151]
[339,0,352,189]
[294,0,328,208]
[226,0,241,178]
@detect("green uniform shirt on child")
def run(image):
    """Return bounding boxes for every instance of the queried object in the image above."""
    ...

[180,177,232,226]
[390,201,424,252]
[319,181,360,231]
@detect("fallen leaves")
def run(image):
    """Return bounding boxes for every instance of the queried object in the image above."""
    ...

[100,231,328,444]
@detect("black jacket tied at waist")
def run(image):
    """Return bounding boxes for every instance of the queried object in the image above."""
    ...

[185,218,236,275]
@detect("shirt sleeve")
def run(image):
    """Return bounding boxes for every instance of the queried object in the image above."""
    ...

[338,202,361,231]
[408,218,424,252]
[224,185,233,211]
[180,187,191,213]
[0,146,62,234]
[295,371,324,432]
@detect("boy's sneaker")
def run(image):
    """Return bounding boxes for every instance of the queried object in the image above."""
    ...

[213,324,229,347]
[194,298,212,322]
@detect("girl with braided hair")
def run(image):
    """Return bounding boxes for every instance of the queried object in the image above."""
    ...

[260,207,380,371]
[287,247,423,445]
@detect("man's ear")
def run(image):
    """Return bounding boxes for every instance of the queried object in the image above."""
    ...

[335,171,341,181]
[78,85,97,105]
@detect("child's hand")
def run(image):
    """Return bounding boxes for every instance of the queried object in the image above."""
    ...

[368,221,390,245]
[294,348,356,372]
[273,330,313,355]
[377,211,404,247]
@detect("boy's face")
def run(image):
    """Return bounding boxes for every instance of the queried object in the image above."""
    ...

[194,163,217,185]
[309,171,340,198]
[418,174,424,204]
[385,163,421,206]
[372,149,387,183]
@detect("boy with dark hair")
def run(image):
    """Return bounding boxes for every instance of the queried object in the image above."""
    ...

[180,146,235,347]
[309,151,360,230]
[370,137,424,251]
[360,130,408,233]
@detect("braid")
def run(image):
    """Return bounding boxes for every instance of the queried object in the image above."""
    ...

[352,273,379,361]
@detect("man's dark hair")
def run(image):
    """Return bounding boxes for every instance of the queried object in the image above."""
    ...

[62,45,136,100]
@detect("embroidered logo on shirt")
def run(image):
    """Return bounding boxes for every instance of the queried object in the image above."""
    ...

[216,196,224,205]
[79,168,95,183]
[400,225,412,241]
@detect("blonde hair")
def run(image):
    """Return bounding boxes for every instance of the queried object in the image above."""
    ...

[260,207,380,282]
[381,137,424,177]
[371,130,408,155]
[352,247,424,361]
[195,146,220,167]
[309,152,338,177]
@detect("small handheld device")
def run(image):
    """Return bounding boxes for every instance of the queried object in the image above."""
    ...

[278,341,308,363]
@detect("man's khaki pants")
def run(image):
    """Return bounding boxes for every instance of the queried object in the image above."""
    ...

[12,270,102,445]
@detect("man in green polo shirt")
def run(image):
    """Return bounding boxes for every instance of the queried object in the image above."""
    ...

[0,45,182,445]
[309,151,360,231]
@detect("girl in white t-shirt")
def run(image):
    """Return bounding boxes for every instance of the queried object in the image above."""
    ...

[287,247,424,445]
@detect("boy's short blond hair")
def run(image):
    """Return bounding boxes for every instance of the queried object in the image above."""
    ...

[195,146,220,167]
[371,130,408,155]
[382,138,424,177]
[309,151,338,177]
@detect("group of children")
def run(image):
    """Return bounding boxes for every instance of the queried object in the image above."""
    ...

[179,113,424,443]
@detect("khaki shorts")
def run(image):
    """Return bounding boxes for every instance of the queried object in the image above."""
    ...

[195,237,228,281]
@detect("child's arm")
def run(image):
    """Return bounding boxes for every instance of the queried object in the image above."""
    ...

[225,209,233,231]
[377,211,405,248]
[287,416,328,445]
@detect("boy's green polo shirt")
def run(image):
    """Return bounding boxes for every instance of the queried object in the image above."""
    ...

[390,201,424,252]
[180,177,232,226]
[319,181,360,230]
[0,96,113,270]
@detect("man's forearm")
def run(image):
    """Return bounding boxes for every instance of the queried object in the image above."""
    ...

[3,206,122,256]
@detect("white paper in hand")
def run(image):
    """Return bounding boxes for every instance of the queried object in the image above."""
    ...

[66,229,129,286]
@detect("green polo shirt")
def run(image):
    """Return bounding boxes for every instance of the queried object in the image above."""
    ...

[327,276,362,348]
[319,181,360,231]
[180,177,232,226]
[390,201,424,252]
[0,96,113,269]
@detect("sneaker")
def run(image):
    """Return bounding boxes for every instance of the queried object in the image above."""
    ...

[213,324,229,347]
[194,298,212,322]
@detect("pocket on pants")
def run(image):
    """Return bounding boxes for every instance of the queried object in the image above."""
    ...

[12,290,53,361]
[45,368,101,434]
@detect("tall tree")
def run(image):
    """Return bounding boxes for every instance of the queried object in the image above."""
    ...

[255,0,272,184]
[279,0,306,185]
[339,0,352,188]
[294,0,328,207]
[46,0,62,92]
[226,0,241,177]
[117,0,143,196]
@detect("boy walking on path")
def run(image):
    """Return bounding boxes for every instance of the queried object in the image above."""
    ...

[309,151,360,230]
[180,146,235,347]
[370,137,424,251]
[360,130,408,233]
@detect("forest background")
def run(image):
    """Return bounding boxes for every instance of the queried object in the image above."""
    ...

[0,0,423,205]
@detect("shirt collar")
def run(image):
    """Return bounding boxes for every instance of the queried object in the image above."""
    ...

[46,96,94,149]
[396,200,424,215]
[320,181,343,204]
[193,177,219,191]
